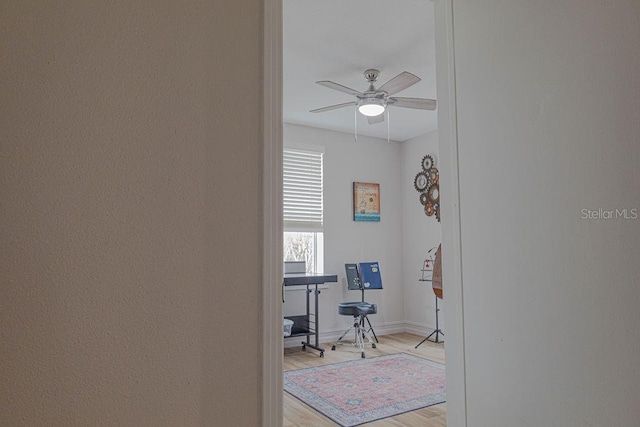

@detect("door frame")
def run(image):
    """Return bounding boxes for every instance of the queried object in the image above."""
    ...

[262,0,284,424]
[261,1,467,425]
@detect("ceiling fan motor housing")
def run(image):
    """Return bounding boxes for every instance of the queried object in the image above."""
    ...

[364,69,380,83]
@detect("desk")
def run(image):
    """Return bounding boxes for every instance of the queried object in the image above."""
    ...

[283,273,337,357]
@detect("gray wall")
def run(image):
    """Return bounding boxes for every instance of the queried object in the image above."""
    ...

[1,1,262,425]
[282,124,443,341]
[283,124,405,338]
[401,131,442,333]
[453,0,640,426]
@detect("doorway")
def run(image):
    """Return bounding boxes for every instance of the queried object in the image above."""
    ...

[263,0,466,425]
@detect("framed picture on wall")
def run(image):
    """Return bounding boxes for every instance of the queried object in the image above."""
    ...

[353,182,380,222]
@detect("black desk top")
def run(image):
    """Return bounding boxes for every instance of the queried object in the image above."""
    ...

[283,273,338,286]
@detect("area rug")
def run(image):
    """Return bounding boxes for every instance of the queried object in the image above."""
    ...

[283,353,446,427]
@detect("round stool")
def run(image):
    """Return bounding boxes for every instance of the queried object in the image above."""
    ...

[332,302,378,358]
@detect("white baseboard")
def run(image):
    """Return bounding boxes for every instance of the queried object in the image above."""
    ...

[283,321,436,348]
[404,321,435,338]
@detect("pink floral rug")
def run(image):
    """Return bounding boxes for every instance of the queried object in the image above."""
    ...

[284,353,446,427]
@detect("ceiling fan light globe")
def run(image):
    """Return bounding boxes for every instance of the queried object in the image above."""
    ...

[358,103,385,117]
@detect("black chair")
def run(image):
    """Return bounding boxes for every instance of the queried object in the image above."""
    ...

[331,264,378,358]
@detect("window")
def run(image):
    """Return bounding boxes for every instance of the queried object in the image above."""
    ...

[283,148,324,274]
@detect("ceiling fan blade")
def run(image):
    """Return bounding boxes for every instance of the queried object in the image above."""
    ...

[377,71,421,96]
[388,97,437,110]
[316,81,363,97]
[310,101,356,113]
[367,114,385,125]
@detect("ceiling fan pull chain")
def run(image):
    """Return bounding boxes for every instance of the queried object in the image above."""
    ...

[354,106,358,143]
[387,108,390,144]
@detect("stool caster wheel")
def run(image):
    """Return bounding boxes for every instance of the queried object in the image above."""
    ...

[320,351,324,358]
[372,343,377,349]
[301,344,306,351]
[361,352,366,358]
[331,345,336,351]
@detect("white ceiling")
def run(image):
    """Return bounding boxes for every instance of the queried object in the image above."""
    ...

[283,0,437,142]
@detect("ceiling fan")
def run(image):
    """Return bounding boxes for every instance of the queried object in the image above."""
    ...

[310,69,436,125]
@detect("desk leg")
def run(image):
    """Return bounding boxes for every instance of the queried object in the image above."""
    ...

[314,284,323,356]
[300,283,324,357]
[302,285,310,350]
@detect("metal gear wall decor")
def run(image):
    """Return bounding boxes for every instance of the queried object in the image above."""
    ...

[428,168,439,185]
[414,171,429,192]
[422,155,434,171]
[413,154,440,222]
[424,202,435,216]
[428,184,440,205]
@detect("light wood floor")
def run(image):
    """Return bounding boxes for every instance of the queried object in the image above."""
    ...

[284,332,446,427]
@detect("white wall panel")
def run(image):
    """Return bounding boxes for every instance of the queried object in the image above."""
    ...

[452,1,640,425]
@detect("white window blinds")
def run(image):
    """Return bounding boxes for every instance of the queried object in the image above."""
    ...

[283,148,323,232]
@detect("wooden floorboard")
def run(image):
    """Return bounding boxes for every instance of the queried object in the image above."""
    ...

[283,332,446,427]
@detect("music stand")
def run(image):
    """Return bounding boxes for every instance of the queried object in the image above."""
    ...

[416,245,444,348]
[344,263,380,343]
[359,262,383,342]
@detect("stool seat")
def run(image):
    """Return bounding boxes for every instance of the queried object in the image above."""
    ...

[338,301,377,317]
